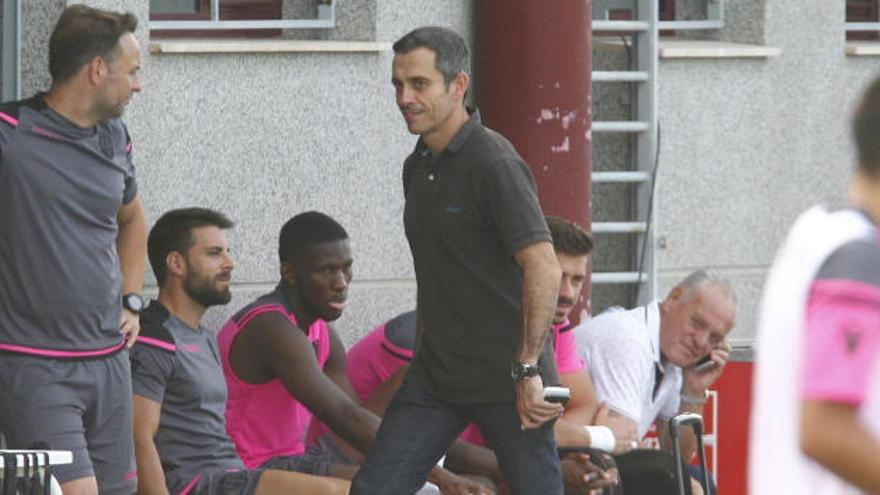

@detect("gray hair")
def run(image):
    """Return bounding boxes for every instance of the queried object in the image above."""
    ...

[393,26,470,86]
[676,269,737,307]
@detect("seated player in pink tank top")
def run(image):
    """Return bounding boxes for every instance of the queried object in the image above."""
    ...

[324,216,637,493]
[218,211,489,494]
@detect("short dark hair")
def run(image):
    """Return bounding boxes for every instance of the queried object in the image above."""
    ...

[547,215,593,256]
[393,26,470,86]
[279,211,349,268]
[854,76,880,176]
[148,208,234,286]
[48,5,138,83]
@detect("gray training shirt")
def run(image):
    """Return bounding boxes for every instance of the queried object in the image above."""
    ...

[131,301,244,493]
[0,95,137,355]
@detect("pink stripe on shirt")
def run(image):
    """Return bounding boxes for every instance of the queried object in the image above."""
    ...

[0,112,19,127]
[178,474,201,495]
[137,336,176,352]
[0,339,125,358]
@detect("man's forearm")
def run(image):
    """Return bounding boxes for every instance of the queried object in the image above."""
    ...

[517,243,561,362]
[134,438,169,495]
[116,197,146,293]
[553,417,593,448]
[801,400,880,491]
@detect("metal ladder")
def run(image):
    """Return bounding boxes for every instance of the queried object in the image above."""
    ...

[590,0,659,308]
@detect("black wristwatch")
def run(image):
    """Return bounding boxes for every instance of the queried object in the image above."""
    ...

[122,293,144,314]
[511,362,540,382]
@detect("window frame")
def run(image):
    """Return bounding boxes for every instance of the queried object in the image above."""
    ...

[847,0,879,41]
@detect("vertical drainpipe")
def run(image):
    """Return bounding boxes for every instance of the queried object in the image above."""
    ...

[1,0,21,102]
[474,1,593,320]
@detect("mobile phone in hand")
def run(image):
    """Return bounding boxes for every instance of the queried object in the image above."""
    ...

[694,354,717,373]
[543,386,571,406]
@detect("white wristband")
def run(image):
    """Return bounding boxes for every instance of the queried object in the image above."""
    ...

[585,425,616,453]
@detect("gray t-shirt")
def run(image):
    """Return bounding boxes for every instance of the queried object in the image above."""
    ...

[131,301,243,493]
[0,95,137,354]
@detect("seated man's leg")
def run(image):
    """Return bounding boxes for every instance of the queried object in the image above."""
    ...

[193,468,348,495]
[472,403,562,495]
[262,434,357,479]
[350,378,468,495]
[256,470,349,495]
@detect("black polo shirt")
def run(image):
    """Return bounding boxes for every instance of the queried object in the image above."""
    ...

[403,110,559,404]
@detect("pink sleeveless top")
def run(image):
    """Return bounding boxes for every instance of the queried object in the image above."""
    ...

[346,321,413,401]
[218,298,331,469]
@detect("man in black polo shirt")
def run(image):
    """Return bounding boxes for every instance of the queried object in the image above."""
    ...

[351,26,564,495]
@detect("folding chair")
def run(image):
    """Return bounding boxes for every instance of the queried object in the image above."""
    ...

[0,449,70,495]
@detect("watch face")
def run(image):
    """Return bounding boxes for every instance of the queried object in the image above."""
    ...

[511,363,539,381]
[125,294,144,312]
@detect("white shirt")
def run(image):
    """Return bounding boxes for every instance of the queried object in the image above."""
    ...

[574,302,682,438]
[750,206,879,495]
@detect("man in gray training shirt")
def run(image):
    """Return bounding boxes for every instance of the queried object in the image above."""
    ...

[0,5,146,495]
[131,208,348,495]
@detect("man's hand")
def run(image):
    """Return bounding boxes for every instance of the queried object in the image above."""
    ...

[690,476,705,495]
[120,308,140,348]
[516,375,564,429]
[561,452,618,494]
[592,402,638,455]
[434,469,494,495]
[682,340,731,397]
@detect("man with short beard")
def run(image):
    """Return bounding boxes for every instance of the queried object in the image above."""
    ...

[0,5,146,494]
[217,211,484,493]
[131,208,349,495]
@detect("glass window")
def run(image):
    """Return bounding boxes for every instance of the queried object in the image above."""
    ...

[149,0,283,38]
[847,0,879,40]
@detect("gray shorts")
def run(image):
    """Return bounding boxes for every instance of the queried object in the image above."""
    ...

[261,436,351,476]
[192,469,264,495]
[0,351,136,494]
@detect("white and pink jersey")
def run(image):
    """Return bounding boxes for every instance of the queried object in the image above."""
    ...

[218,289,331,469]
[750,206,880,494]
[344,313,584,447]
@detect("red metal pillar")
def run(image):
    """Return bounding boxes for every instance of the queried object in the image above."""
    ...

[474,1,593,318]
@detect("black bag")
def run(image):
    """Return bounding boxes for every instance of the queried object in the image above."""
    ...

[614,413,710,495]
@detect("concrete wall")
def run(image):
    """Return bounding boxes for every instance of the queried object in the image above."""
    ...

[654,0,857,343]
[588,0,876,344]
[14,0,879,347]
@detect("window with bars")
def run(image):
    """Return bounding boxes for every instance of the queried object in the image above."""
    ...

[149,0,333,39]
[847,0,879,40]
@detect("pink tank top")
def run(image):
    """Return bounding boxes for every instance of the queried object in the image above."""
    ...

[346,321,413,401]
[218,300,331,469]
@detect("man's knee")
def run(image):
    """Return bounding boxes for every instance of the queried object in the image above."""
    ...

[257,469,349,495]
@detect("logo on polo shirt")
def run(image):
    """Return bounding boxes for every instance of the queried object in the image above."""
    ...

[844,328,861,354]
[182,343,202,353]
[444,205,464,214]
